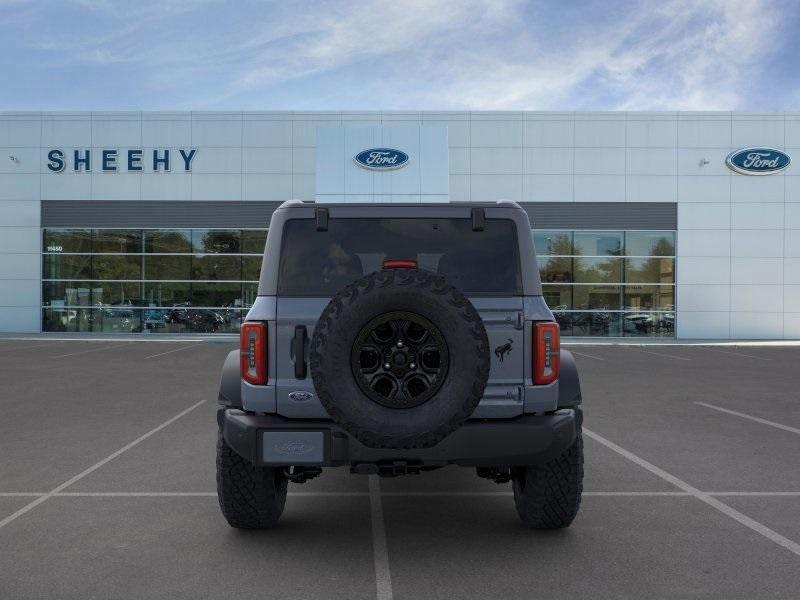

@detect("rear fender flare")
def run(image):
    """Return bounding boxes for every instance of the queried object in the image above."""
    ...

[558,350,582,409]
[218,349,242,409]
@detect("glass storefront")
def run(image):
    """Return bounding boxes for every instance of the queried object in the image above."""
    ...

[42,228,267,333]
[42,227,676,337]
[534,230,676,338]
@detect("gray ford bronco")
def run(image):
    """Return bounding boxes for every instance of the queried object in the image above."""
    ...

[216,200,583,529]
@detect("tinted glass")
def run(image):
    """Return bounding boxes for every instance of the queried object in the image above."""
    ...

[43,281,143,307]
[43,229,92,253]
[92,255,141,280]
[144,282,191,307]
[538,256,573,283]
[533,231,572,256]
[625,232,675,256]
[93,230,142,253]
[573,285,621,310]
[191,282,243,307]
[192,229,240,254]
[570,312,621,336]
[541,285,572,310]
[144,230,191,253]
[191,255,243,280]
[143,255,191,280]
[43,254,92,279]
[242,230,268,254]
[278,218,522,296]
[574,231,622,256]
[624,285,675,311]
[242,256,262,281]
[622,312,675,337]
[624,257,674,284]
[573,258,622,283]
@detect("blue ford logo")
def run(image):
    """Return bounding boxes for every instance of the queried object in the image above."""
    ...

[726,147,790,175]
[354,148,409,170]
[288,390,313,402]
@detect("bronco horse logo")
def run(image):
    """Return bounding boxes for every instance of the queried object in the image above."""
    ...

[494,338,513,362]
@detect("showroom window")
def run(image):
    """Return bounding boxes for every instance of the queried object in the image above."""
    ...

[41,228,267,333]
[534,230,676,338]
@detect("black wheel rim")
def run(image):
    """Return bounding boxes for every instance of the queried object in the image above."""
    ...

[351,311,449,409]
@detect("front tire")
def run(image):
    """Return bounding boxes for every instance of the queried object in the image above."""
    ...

[216,431,288,529]
[512,431,584,529]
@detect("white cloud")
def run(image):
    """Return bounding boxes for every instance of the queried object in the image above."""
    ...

[1,0,791,109]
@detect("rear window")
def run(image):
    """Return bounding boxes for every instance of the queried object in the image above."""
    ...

[277,218,522,296]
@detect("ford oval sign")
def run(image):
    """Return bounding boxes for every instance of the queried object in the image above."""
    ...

[354,148,409,170]
[726,147,790,175]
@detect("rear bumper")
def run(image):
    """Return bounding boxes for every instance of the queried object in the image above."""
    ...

[219,408,580,468]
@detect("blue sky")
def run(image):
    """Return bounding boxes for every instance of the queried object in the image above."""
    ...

[1,0,798,111]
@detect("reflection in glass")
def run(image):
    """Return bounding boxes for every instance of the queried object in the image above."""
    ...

[624,285,674,311]
[533,231,572,256]
[41,307,244,333]
[538,256,573,283]
[242,230,268,254]
[242,283,258,307]
[541,285,572,310]
[92,255,142,280]
[191,282,243,307]
[43,281,143,307]
[43,229,92,253]
[144,282,191,307]
[622,312,675,337]
[625,232,675,256]
[624,258,674,284]
[191,255,243,280]
[144,230,191,253]
[43,254,92,279]
[242,256,262,281]
[574,231,622,256]
[573,285,622,310]
[192,229,240,254]
[93,230,142,253]
[143,255,191,280]
[573,258,622,283]
[570,312,621,337]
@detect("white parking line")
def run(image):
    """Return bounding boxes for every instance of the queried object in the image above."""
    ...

[584,427,800,558]
[568,350,605,361]
[708,492,800,497]
[50,343,132,358]
[0,399,207,531]
[623,347,691,361]
[696,347,771,361]
[143,343,203,360]
[695,402,800,436]
[369,476,393,600]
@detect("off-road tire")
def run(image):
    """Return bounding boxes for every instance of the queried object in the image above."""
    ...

[310,268,490,450]
[512,430,584,529]
[216,431,288,529]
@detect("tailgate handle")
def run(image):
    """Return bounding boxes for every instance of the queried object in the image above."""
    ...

[293,325,308,379]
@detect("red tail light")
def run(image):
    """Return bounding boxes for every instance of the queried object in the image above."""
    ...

[383,259,418,269]
[240,322,267,385]
[533,322,560,385]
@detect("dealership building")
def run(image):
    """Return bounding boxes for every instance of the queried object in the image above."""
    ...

[0,110,798,339]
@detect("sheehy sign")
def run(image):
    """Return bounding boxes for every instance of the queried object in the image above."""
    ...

[46,148,197,172]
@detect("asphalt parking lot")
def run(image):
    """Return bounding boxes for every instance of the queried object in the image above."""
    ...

[1,338,799,599]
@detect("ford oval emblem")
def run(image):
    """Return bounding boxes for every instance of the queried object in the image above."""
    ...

[725,147,790,175]
[354,148,409,170]
[288,390,314,402]
[275,441,314,455]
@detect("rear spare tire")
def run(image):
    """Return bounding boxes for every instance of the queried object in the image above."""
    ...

[310,268,490,449]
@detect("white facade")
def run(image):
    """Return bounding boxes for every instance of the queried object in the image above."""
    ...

[1,110,799,339]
